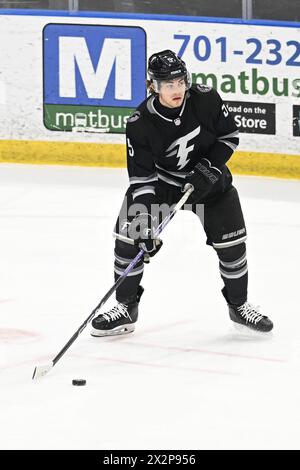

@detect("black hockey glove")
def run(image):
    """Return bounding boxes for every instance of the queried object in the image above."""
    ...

[184,158,222,202]
[129,213,163,263]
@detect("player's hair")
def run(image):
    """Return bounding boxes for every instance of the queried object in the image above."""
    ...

[146,79,156,95]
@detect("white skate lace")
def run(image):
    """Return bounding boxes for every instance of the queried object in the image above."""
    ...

[237,302,263,324]
[102,303,132,323]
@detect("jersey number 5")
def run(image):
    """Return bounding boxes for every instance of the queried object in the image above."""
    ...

[127,138,134,157]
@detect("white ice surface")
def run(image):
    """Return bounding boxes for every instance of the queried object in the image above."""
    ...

[0,164,299,450]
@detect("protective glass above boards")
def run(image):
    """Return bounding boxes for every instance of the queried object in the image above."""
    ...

[0,0,299,22]
[252,0,300,22]
[0,0,69,10]
[77,0,242,18]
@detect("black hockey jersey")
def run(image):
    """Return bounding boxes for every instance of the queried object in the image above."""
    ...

[125,84,239,209]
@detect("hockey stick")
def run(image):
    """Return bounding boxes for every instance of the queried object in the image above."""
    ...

[32,183,194,379]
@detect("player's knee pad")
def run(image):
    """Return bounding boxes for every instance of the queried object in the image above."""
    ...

[216,242,248,280]
[115,239,139,258]
[217,242,246,263]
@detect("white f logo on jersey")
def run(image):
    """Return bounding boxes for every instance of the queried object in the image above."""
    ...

[165,126,201,169]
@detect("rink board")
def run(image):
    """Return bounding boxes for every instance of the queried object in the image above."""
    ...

[0,140,300,179]
[0,10,299,178]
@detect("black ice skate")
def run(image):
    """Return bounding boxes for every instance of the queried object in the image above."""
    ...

[222,288,273,333]
[91,286,144,337]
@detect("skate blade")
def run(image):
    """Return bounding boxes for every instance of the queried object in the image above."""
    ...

[90,323,135,337]
[232,322,273,338]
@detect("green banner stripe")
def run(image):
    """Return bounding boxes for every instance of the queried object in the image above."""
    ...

[44,104,135,134]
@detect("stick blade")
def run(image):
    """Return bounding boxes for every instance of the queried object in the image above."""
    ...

[32,363,53,380]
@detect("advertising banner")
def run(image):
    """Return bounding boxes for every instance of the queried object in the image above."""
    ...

[43,23,146,133]
[0,11,299,171]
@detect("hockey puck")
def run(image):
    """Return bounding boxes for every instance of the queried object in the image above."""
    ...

[72,379,86,386]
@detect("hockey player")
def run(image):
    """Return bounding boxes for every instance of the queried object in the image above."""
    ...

[91,50,273,336]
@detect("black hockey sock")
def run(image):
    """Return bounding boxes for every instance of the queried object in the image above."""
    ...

[114,240,144,303]
[217,243,248,305]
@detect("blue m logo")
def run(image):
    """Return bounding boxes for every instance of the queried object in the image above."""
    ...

[44,24,146,107]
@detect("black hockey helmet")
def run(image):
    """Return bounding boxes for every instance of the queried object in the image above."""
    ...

[147,50,191,91]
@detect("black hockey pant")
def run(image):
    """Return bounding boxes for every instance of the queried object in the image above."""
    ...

[113,183,248,306]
